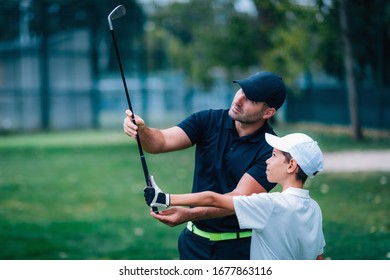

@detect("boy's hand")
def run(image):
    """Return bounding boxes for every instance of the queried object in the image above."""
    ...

[144,175,170,209]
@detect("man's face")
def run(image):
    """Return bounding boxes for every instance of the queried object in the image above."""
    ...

[228,89,270,124]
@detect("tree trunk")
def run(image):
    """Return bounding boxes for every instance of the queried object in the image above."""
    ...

[39,3,50,131]
[339,0,363,140]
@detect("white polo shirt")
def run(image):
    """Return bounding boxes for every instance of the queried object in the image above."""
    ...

[233,187,325,260]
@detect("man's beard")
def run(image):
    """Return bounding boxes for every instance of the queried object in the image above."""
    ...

[228,107,263,125]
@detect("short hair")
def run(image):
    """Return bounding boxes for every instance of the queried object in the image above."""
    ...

[281,151,308,184]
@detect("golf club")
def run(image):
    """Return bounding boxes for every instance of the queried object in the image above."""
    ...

[108,5,158,214]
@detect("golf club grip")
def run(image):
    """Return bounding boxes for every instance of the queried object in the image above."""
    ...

[146,175,159,214]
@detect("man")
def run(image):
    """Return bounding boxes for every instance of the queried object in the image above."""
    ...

[144,132,326,260]
[124,71,286,259]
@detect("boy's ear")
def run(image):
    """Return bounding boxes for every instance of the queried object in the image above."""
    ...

[287,159,299,175]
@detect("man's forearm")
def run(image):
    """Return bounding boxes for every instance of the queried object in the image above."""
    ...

[139,126,192,154]
[138,127,165,154]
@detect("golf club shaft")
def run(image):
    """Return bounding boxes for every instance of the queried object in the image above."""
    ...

[110,28,158,214]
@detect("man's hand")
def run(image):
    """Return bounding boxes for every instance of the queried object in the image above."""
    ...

[123,109,145,139]
[144,176,170,209]
[150,207,193,227]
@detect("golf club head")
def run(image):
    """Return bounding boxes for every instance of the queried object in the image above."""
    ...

[108,5,126,30]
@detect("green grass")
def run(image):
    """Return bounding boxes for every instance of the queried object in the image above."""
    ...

[0,126,389,260]
[293,172,390,260]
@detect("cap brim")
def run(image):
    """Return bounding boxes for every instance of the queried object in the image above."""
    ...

[265,133,289,152]
[233,79,260,102]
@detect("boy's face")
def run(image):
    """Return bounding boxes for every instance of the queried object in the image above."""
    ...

[266,148,289,183]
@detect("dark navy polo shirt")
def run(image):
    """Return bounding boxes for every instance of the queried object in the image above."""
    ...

[177,109,277,233]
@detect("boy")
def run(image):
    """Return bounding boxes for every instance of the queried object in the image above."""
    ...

[145,133,326,260]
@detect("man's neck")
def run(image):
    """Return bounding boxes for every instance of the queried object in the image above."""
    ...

[234,119,266,137]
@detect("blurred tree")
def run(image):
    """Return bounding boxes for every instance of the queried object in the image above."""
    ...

[149,0,259,88]
[316,0,389,87]
[147,0,389,139]
[315,0,389,139]
[251,0,318,87]
[339,0,362,140]
[0,0,146,72]
[148,0,319,89]
[0,0,21,41]
[0,0,146,130]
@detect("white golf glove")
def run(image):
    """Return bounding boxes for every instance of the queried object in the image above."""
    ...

[144,175,170,209]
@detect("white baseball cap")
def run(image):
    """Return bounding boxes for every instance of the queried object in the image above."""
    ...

[265,133,324,178]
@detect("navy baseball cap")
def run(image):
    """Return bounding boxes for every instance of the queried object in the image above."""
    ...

[233,71,286,110]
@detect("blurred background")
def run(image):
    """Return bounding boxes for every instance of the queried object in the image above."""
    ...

[0,0,389,260]
[1,0,389,133]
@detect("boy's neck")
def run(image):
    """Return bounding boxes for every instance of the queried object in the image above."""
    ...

[280,178,304,192]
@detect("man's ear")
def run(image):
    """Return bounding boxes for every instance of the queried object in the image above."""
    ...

[263,108,276,120]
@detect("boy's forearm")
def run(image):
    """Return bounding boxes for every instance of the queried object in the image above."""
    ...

[170,191,235,213]
[171,192,213,207]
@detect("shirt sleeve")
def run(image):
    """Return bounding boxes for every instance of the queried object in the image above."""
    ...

[233,194,274,230]
[177,110,211,145]
[246,159,276,192]
[318,218,326,256]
